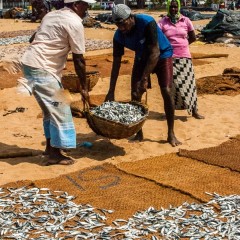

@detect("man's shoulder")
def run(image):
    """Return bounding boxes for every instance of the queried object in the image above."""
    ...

[135,14,155,27]
[48,7,81,20]
[136,14,154,21]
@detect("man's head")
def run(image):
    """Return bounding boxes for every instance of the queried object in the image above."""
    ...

[112,4,134,34]
[112,4,131,23]
[64,0,95,18]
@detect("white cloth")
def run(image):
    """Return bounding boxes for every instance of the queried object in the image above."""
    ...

[21,7,85,82]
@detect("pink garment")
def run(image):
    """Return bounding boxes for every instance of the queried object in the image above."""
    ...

[158,15,194,58]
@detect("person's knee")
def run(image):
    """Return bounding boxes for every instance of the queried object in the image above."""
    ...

[161,86,173,97]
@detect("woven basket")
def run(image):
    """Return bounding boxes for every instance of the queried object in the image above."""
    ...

[85,101,149,139]
[70,94,106,118]
[62,71,99,93]
[70,100,85,118]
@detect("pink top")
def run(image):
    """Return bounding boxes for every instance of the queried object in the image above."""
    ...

[158,15,194,58]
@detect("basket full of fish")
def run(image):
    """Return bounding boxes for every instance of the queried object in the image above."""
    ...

[85,101,149,139]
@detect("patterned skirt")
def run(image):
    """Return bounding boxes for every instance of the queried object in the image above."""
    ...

[22,65,76,149]
[173,58,198,115]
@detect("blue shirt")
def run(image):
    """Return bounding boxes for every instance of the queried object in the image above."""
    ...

[113,14,173,60]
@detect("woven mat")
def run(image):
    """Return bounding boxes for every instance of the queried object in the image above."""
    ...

[2,137,240,221]
[178,135,240,172]
[117,153,240,203]
[2,163,198,221]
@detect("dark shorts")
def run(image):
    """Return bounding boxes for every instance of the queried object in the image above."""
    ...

[131,57,173,93]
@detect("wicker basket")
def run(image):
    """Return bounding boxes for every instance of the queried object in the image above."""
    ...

[61,71,99,93]
[70,94,106,118]
[85,101,149,139]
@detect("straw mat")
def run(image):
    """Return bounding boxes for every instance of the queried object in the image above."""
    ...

[3,163,199,221]
[117,153,240,203]
[2,136,240,221]
[178,135,240,172]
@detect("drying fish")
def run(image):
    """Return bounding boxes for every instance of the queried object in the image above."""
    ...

[91,101,146,125]
[0,187,240,239]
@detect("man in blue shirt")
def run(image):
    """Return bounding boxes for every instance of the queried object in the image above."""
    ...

[105,4,181,147]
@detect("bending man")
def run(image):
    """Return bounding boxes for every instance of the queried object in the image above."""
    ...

[105,4,181,147]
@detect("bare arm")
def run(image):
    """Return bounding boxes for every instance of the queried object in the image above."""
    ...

[105,40,123,101]
[139,21,160,92]
[188,30,196,44]
[72,52,89,104]
[29,32,37,43]
[140,41,160,86]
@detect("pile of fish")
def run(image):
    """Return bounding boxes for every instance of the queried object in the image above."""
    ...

[0,187,240,239]
[85,39,112,51]
[91,101,146,125]
[0,187,110,239]
[0,35,32,46]
[0,39,112,63]
[0,35,112,49]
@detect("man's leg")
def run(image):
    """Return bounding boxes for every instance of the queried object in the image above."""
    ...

[160,87,181,146]
[156,57,181,147]
[23,65,75,165]
[43,138,51,155]
[130,60,145,141]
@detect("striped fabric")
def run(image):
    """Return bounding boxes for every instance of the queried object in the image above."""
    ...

[22,65,76,149]
[173,58,198,115]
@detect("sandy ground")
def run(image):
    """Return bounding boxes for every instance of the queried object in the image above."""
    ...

[0,12,239,186]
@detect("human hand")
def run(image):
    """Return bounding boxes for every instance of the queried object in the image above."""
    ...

[80,89,90,106]
[0,58,22,74]
[105,91,115,102]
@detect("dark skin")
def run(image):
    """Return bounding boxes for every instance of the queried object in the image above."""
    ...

[105,15,181,147]
[31,1,90,165]
[170,0,204,120]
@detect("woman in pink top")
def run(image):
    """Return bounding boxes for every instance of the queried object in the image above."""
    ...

[158,0,204,119]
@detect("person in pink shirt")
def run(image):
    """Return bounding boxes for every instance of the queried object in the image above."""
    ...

[158,0,204,119]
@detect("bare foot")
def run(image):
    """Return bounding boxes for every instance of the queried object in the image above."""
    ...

[43,148,70,156]
[192,109,205,119]
[192,112,205,119]
[46,155,75,166]
[43,138,51,155]
[167,134,182,147]
[42,148,50,156]
[130,130,143,142]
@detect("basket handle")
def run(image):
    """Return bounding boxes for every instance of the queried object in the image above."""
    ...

[134,90,148,105]
[143,90,148,105]
[84,101,90,112]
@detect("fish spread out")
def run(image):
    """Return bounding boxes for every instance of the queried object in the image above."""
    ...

[91,101,146,125]
[0,37,112,49]
[0,187,239,239]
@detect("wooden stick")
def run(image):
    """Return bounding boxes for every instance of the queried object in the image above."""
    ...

[192,53,229,59]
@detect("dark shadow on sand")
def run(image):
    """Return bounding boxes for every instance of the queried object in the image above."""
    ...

[70,132,126,161]
[0,142,45,165]
[148,110,189,122]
